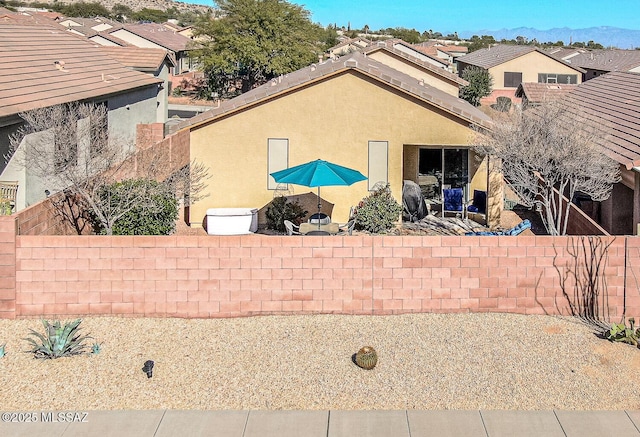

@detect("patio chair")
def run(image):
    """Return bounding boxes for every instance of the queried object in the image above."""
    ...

[338,219,356,235]
[443,187,466,219]
[467,190,487,215]
[283,220,301,235]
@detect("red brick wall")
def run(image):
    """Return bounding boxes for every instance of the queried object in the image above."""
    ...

[6,234,638,321]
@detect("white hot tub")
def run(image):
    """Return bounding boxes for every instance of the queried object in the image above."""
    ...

[205,208,258,235]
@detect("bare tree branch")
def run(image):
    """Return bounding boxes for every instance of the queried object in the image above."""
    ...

[474,101,621,235]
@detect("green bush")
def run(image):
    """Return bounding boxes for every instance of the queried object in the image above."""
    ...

[353,183,402,233]
[265,197,307,232]
[95,179,178,235]
[459,66,493,106]
[605,317,640,346]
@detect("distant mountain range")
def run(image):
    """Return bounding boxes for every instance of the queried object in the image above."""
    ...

[459,27,640,49]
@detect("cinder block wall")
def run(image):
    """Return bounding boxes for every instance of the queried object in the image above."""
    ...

[6,233,638,320]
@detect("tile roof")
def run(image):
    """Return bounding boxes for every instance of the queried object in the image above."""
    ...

[515,82,578,104]
[560,71,640,169]
[59,16,120,31]
[439,45,468,54]
[545,47,587,61]
[459,44,584,73]
[89,32,130,47]
[108,23,193,52]
[176,52,491,133]
[98,46,176,71]
[0,22,161,119]
[385,39,450,67]
[458,45,537,69]
[563,49,640,72]
[361,43,468,87]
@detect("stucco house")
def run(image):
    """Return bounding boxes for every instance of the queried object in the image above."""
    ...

[0,20,162,211]
[171,52,495,229]
[556,71,640,235]
[458,45,584,104]
[360,42,468,97]
[327,37,371,59]
[552,49,640,82]
[98,46,176,123]
[103,23,196,75]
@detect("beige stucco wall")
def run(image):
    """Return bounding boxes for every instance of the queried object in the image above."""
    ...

[367,51,460,96]
[489,51,583,89]
[188,71,479,226]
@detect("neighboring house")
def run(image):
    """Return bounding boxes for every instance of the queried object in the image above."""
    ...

[0,20,162,211]
[104,23,196,75]
[411,41,468,71]
[556,71,640,235]
[458,45,584,104]
[384,39,452,71]
[360,42,468,97]
[58,16,121,34]
[515,82,577,107]
[554,49,640,81]
[327,37,371,59]
[170,52,495,228]
[99,47,176,122]
[163,21,194,39]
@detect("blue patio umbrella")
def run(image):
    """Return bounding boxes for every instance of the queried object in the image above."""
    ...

[270,159,367,226]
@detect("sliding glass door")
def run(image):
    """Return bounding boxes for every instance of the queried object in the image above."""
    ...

[418,147,469,212]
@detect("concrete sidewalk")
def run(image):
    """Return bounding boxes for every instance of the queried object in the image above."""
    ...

[1,410,640,436]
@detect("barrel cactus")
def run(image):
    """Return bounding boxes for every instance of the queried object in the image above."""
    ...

[355,346,378,370]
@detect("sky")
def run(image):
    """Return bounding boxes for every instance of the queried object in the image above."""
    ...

[194,0,640,33]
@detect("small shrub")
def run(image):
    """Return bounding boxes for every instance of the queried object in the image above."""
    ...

[265,197,307,232]
[91,342,102,355]
[353,183,402,233]
[25,319,92,359]
[0,201,11,216]
[93,179,178,235]
[0,343,6,358]
[605,317,640,346]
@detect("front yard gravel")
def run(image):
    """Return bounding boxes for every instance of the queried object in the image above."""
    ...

[0,313,637,410]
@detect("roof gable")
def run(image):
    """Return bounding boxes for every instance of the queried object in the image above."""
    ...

[98,46,176,71]
[460,45,585,73]
[565,49,640,72]
[361,43,468,87]
[107,23,192,52]
[178,52,491,132]
[515,82,577,104]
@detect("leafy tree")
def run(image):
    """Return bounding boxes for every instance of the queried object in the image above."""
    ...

[474,102,620,235]
[192,0,325,97]
[131,8,171,23]
[387,27,423,44]
[465,34,496,52]
[111,4,133,22]
[459,66,493,106]
[61,1,110,17]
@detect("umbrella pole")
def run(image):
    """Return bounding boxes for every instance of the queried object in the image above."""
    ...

[317,187,321,229]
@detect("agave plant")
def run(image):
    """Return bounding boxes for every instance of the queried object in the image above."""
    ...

[24,319,91,359]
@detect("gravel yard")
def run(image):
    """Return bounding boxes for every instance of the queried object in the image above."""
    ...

[0,313,638,411]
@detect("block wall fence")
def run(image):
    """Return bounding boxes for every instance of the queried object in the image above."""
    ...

[1,214,639,320]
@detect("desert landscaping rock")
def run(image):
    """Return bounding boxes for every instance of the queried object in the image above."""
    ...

[0,313,637,410]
